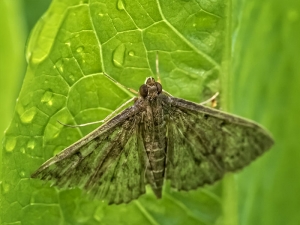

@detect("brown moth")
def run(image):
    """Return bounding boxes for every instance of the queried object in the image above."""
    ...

[31,77,274,204]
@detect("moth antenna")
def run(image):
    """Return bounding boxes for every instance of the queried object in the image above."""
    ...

[156,51,162,84]
[57,97,137,128]
[57,120,104,128]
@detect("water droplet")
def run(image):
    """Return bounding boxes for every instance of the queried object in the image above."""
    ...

[27,140,35,150]
[113,44,126,68]
[56,60,64,73]
[65,42,71,46]
[94,206,104,222]
[19,171,25,177]
[128,51,135,56]
[2,182,10,193]
[20,107,37,124]
[193,23,196,27]
[117,0,125,10]
[76,46,84,53]
[26,51,32,63]
[5,137,17,152]
[98,13,104,17]
[20,147,25,154]
[69,75,75,82]
[41,91,53,104]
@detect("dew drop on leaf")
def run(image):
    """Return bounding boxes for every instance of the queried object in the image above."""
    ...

[20,147,26,154]
[117,0,125,10]
[19,171,25,177]
[5,137,17,152]
[27,140,36,150]
[59,66,64,73]
[41,90,53,104]
[128,51,135,56]
[113,43,125,68]
[69,75,75,82]
[20,108,37,124]
[2,182,10,193]
[56,59,64,73]
[76,46,84,53]
[93,206,104,222]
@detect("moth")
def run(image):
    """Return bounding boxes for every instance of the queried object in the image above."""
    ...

[31,77,274,204]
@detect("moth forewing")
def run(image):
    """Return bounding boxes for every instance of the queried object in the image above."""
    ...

[173,96,274,133]
[31,77,274,204]
[31,106,135,175]
[163,95,273,191]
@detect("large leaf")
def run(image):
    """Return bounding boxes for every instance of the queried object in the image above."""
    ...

[1,0,227,224]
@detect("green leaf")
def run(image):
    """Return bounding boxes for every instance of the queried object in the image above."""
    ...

[2,0,300,224]
[1,0,226,225]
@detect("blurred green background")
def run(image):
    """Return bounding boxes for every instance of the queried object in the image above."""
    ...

[0,0,52,143]
[1,0,300,225]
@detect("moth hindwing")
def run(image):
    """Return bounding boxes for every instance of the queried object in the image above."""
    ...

[31,77,274,204]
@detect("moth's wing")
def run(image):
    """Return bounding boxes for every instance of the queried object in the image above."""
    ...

[163,96,274,191]
[31,107,147,204]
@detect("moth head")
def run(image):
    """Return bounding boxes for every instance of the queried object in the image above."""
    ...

[139,77,162,99]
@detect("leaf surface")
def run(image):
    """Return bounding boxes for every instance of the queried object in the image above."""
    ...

[1,0,226,224]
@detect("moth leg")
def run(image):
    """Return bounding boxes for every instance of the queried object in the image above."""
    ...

[162,90,173,97]
[57,120,104,128]
[102,72,138,95]
[200,92,219,107]
[101,97,137,123]
[155,51,162,84]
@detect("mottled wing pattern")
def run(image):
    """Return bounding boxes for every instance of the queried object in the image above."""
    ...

[164,96,274,191]
[31,107,147,204]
